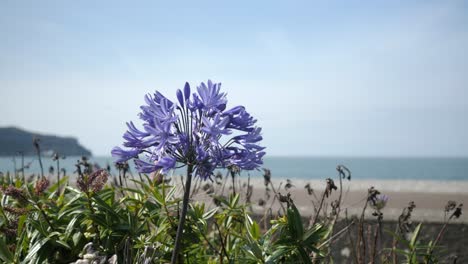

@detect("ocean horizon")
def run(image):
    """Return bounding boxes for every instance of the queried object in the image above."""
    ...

[1,155,468,181]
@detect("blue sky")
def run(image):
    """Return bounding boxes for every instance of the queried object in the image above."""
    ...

[1,0,467,156]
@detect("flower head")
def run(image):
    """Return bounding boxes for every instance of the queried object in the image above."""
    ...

[370,194,389,210]
[34,177,50,195]
[112,80,265,179]
[77,169,109,193]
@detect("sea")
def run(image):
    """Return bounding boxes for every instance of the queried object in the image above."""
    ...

[1,156,467,181]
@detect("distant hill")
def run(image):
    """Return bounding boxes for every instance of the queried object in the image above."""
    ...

[0,127,92,156]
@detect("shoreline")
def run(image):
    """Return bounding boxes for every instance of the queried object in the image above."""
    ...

[176,176,468,223]
[243,177,468,194]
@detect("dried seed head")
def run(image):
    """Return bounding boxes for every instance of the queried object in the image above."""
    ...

[33,137,40,149]
[370,194,388,210]
[1,185,26,200]
[34,177,50,195]
[263,168,271,186]
[154,172,164,185]
[285,179,294,191]
[399,201,416,234]
[202,183,214,194]
[1,218,18,238]
[215,171,223,185]
[304,183,314,196]
[89,169,109,192]
[331,200,340,215]
[1,227,17,237]
[367,186,381,205]
[445,200,457,213]
[3,206,29,216]
[77,169,109,193]
[453,203,463,219]
[325,178,338,198]
[227,164,240,176]
[258,198,266,206]
[336,165,351,181]
[278,192,293,206]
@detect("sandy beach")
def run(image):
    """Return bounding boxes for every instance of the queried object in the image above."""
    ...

[184,177,468,223]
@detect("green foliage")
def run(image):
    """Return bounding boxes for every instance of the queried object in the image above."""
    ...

[384,223,444,264]
[1,174,329,263]
[0,171,460,263]
[265,204,327,264]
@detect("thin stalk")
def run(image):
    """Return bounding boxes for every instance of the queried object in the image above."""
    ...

[345,210,359,264]
[245,174,252,205]
[268,181,286,214]
[171,164,194,264]
[35,142,44,179]
[219,170,229,196]
[370,221,380,264]
[328,173,344,244]
[162,178,176,227]
[231,172,236,195]
[20,152,25,182]
[425,213,455,263]
[196,222,218,255]
[190,176,200,198]
[311,186,328,227]
[367,224,372,263]
[357,193,370,264]
[214,221,231,263]
[27,194,56,232]
[392,226,398,264]
[12,157,17,180]
[318,219,355,249]
[56,158,60,194]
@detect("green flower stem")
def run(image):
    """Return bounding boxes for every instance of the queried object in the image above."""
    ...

[171,164,193,264]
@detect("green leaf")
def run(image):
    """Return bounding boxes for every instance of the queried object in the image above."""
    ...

[92,195,122,221]
[0,238,14,263]
[203,207,218,220]
[64,215,81,241]
[72,232,82,246]
[302,224,324,245]
[88,214,108,228]
[48,176,69,193]
[165,186,177,201]
[287,204,304,240]
[51,239,71,250]
[267,246,292,264]
[23,237,50,263]
[17,214,27,236]
[297,246,313,264]
[250,221,261,241]
[245,242,264,261]
[29,219,48,237]
[230,193,240,208]
[384,229,411,248]
[410,223,422,248]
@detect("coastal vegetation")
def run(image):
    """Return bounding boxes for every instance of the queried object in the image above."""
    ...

[0,81,464,263]
[0,157,463,263]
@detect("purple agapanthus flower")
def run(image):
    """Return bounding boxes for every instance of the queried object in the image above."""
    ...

[112,80,265,179]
